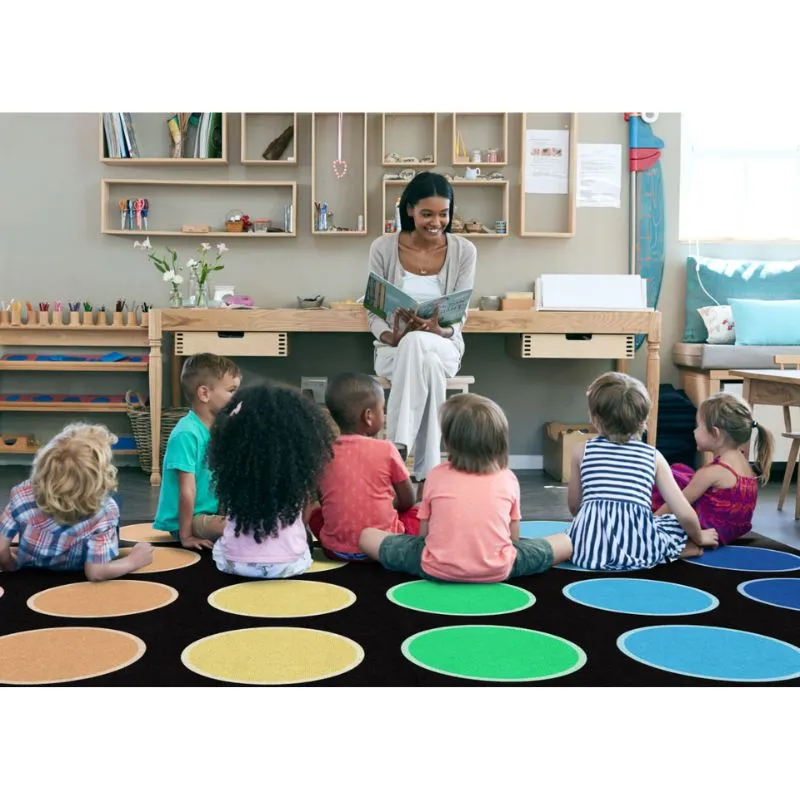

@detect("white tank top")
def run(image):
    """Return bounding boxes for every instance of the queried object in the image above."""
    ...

[401,270,441,303]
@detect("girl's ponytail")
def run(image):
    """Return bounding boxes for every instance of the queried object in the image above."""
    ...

[751,421,774,486]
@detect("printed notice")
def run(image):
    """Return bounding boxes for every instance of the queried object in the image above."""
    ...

[577,143,622,208]
[524,129,570,194]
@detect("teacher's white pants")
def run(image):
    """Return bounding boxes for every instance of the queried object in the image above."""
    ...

[374,332,461,480]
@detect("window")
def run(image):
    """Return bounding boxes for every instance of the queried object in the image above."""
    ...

[679,112,800,242]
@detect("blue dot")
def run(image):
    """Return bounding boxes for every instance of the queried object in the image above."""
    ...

[685,546,800,573]
[738,578,800,612]
[519,520,570,538]
[618,625,800,682]
[564,578,718,616]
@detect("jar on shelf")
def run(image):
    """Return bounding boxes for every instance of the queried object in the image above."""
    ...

[253,218,271,234]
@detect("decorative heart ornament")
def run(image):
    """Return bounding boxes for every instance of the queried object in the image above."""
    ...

[332,159,348,179]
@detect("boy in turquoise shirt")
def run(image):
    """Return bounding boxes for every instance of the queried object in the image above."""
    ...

[154,353,241,550]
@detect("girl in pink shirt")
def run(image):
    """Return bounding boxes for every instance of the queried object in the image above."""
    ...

[207,382,335,578]
[360,394,572,582]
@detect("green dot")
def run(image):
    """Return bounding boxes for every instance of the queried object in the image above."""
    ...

[387,581,535,616]
[402,625,587,682]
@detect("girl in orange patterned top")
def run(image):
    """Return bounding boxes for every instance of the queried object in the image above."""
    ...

[652,392,774,544]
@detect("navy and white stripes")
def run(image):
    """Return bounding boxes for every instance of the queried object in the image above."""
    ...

[569,437,687,571]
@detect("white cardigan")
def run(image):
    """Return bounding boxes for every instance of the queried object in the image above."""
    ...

[365,232,477,356]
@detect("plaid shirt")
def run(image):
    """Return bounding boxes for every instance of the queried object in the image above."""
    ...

[0,480,119,571]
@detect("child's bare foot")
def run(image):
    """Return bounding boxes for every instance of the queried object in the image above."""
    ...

[698,528,719,547]
[680,542,703,559]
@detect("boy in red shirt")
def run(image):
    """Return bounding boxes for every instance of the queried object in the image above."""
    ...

[308,373,419,561]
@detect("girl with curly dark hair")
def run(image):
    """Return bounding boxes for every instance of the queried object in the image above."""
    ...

[207,382,335,578]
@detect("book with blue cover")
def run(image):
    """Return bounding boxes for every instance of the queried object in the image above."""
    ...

[363,271,472,328]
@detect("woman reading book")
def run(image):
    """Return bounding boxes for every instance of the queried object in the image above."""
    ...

[366,171,477,496]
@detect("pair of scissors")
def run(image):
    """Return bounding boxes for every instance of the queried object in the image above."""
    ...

[118,199,128,229]
[133,198,145,230]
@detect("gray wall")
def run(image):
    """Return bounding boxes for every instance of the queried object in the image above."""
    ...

[1,112,798,461]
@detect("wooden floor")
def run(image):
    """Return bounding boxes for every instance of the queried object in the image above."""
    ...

[0,466,797,552]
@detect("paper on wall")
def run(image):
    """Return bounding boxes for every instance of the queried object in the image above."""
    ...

[577,143,622,208]
[524,129,570,194]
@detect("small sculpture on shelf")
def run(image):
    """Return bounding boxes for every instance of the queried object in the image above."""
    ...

[262,125,294,161]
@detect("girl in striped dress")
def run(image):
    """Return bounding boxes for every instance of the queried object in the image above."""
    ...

[567,372,718,571]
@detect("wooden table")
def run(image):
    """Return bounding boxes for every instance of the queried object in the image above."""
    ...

[146,307,662,485]
[731,368,800,518]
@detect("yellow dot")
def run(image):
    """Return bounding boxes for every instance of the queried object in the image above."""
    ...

[208,580,355,618]
[307,553,347,573]
[181,627,364,685]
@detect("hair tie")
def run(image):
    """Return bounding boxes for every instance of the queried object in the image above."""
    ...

[751,419,758,429]
[230,401,242,416]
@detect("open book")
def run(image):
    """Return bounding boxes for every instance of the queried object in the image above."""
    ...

[363,271,473,328]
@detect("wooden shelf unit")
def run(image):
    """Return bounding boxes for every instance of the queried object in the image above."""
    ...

[0,320,150,461]
[241,113,298,165]
[99,113,229,165]
[310,113,368,236]
[381,113,437,167]
[519,112,578,238]
[452,113,509,167]
[450,179,510,237]
[100,179,297,237]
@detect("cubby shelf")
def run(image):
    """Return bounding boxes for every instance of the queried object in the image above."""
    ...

[99,113,229,165]
[381,113,437,167]
[100,179,297,238]
[452,113,509,167]
[518,112,578,238]
[311,113,368,235]
[241,113,298,165]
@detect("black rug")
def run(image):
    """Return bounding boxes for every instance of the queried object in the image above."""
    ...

[1,526,798,686]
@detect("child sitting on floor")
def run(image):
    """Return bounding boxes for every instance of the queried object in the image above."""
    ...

[0,423,153,581]
[652,392,774,545]
[359,393,572,581]
[153,353,241,551]
[308,372,419,562]
[567,372,718,571]
[206,382,335,579]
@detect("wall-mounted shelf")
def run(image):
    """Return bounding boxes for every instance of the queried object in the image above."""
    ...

[100,179,297,237]
[311,113,368,235]
[452,113,508,167]
[99,113,229,165]
[241,113,297,165]
[519,112,578,238]
[450,179,510,238]
[381,113,437,167]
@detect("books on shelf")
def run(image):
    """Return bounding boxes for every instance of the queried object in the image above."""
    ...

[103,112,139,158]
[363,271,472,328]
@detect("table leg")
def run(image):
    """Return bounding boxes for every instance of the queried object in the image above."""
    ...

[646,337,660,447]
[171,352,181,406]
[148,313,163,487]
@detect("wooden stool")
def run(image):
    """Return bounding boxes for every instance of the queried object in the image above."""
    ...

[373,376,475,394]
[774,356,800,519]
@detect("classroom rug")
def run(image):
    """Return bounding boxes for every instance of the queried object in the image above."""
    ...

[1,522,799,687]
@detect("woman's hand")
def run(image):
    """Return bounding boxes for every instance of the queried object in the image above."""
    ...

[399,309,453,338]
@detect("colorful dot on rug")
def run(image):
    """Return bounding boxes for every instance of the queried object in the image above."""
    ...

[208,580,356,618]
[119,523,175,545]
[617,625,800,682]
[181,627,364,685]
[306,553,347,573]
[737,578,800,612]
[27,580,178,618]
[0,627,145,685]
[387,580,535,616]
[684,546,800,573]
[402,625,587,683]
[563,578,719,616]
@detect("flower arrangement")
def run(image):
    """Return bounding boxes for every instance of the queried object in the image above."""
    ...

[187,243,228,307]
[134,237,185,306]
